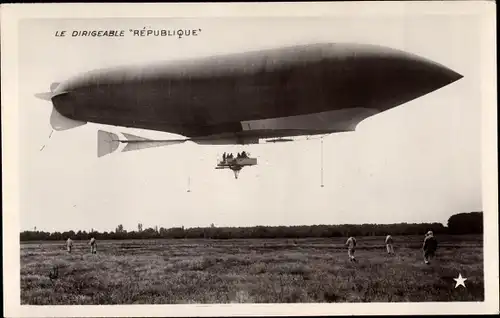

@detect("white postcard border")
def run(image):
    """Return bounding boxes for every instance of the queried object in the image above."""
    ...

[2,2,498,316]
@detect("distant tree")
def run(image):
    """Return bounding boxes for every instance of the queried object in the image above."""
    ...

[142,227,156,238]
[159,227,167,237]
[20,216,475,242]
[138,223,143,232]
[447,212,483,234]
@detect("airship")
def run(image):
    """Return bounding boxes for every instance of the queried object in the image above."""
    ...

[36,43,462,178]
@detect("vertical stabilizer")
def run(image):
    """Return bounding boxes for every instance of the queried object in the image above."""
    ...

[50,82,60,92]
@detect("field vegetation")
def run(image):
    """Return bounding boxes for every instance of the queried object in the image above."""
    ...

[20,234,484,304]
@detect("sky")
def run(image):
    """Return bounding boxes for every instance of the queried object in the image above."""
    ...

[18,15,483,232]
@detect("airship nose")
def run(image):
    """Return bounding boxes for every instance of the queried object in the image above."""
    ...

[338,47,464,112]
[402,55,463,92]
[388,56,463,110]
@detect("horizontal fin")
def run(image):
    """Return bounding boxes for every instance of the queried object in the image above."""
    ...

[97,130,120,158]
[97,130,189,157]
[122,139,187,152]
[35,90,69,101]
[121,132,151,142]
[34,92,53,101]
[35,83,62,101]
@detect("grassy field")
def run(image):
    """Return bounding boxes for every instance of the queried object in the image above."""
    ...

[20,235,484,304]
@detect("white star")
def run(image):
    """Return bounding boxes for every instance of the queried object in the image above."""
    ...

[454,273,467,288]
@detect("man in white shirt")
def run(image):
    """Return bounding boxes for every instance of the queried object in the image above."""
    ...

[385,234,394,255]
[89,237,97,254]
[66,237,73,253]
[345,236,357,262]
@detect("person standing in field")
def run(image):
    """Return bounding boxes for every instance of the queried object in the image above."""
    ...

[385,234,394,255]
[423,231,437,264]
[66,237,73,253]
[345,236,357,262]
[89,237,97,254]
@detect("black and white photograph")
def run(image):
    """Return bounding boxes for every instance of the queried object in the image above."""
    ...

[2,2,498,317]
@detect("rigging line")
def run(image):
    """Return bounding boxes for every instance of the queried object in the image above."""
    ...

[320,137,324,188]
[39,129,54,152]
[264,133,331,144]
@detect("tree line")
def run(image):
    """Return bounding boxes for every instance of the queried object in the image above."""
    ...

[20,212,482,241]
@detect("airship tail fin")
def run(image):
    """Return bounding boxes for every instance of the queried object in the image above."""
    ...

[121,132,151,142]
[50,82,60,92]
[120,132,189,152]
[34,92,54,101]
[97,130,189,157]
[97,130,120,158]
[122,138,187,153]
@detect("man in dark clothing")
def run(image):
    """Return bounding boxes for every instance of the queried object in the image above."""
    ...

[423,231,438,264]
